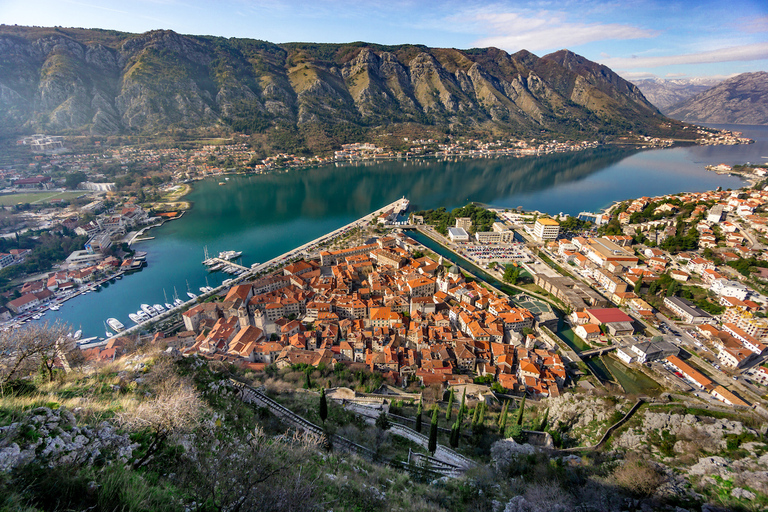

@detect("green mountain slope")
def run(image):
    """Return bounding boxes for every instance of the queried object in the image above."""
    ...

[0,26,686,146]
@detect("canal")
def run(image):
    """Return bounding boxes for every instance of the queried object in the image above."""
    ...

[408,229,659,394]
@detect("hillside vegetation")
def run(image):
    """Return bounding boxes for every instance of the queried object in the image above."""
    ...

[0,325,766,511]
[0,26,690,153]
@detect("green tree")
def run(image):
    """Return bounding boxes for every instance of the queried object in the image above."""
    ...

[445,388,454,421]
[538,408,549,432]
[428,406,439,454]
[503,265,520,284]
[319,388,327,424]
[459,389,467,419]
[478,402,486,425]
[415,399,423,433]
[375,411,390,430]
[499,401,509,434]
[516,395,526,426]
[449,418,460,448]
[507,423,525,443]
[304,370,312,390]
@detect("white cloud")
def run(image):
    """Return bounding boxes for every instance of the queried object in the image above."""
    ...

[468,10,657,51]
[599,42,768,69]
[739,14,768,33]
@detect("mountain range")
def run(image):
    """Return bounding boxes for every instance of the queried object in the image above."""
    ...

[0,25,687,150]
[664,72,768,125]
[631,77,724,112]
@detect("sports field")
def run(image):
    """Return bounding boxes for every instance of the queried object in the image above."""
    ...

[0,191,87,206]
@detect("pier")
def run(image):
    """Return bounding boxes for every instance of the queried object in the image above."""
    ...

[206,258,249,273]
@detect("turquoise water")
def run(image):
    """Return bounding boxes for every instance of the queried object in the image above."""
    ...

[38,126,767,338]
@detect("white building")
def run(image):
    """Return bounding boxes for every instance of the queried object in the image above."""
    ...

[533,218,560,241]
[448,227,470,242]
[711,279,750,301]
[707,204,725,224]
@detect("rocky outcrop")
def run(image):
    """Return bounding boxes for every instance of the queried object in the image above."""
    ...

[615,411,758,453]
[0,406,136,471]
[666,72,768,125]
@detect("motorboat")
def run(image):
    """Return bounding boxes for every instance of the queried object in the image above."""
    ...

[129,313,142,324]
[187,291,197,299]
[165,302,173,310]
[73,330,82,340]
[218,250,242,260]
[106,318,125,332]
[153,304,165,314]
[174,298,184,307]
[141,304,157,317]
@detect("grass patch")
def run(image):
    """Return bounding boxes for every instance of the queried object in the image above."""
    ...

[0,191,87,205]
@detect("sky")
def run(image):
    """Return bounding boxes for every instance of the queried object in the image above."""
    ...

[1,0,767,81]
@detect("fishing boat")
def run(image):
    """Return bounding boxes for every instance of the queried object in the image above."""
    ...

[106,318,125,332]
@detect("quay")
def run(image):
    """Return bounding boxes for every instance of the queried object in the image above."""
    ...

[105,197,409,340]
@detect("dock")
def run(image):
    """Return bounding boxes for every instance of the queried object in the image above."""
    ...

[206,257,249,272]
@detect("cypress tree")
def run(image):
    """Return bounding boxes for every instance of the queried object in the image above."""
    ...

[304,370,312,389]
[459,388,467,419]
[449,418,460,448]
[499,401,509,435]
[415,399,423,433]
[445,388,455,421]
[516,395,526,426]
[478,402,486,425]
[319,388,328,424]
[428,406,439,454]
[538,407,549,432]
[498,400,509,426]
[471,405,480,427]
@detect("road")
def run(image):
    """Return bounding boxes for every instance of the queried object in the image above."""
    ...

[655,312,765,406]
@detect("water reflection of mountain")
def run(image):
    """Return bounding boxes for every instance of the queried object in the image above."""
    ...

[187,147,638,232]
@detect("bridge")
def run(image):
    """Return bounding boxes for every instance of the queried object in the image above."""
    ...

[579,346,617,359]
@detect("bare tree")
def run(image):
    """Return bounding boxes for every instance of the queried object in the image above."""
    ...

[117,375,206,468]
[176,426,321,512]
[0,321,72,385]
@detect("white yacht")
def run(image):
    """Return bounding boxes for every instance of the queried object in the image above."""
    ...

[107,318,125,332]
[153,304,166,314]
[128,313,142,324]
[141,304,157,317]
